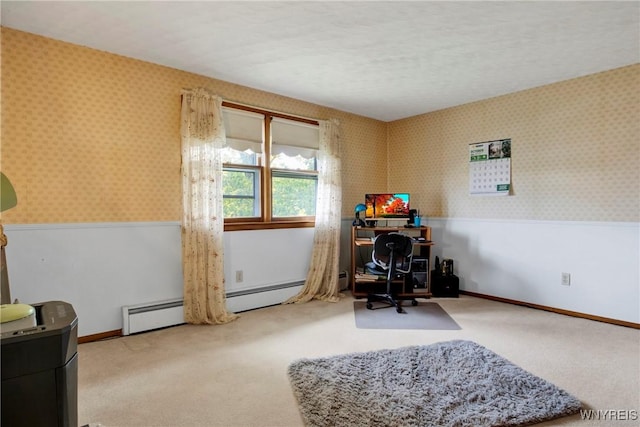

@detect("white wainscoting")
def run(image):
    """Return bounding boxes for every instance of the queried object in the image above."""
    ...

[7,219,635,336]
[4,223,315,337]
[426,218,639,324]
[222,228,314,295]
[4,222,183,337]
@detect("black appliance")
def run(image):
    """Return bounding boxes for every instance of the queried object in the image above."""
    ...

[1,301,78,427]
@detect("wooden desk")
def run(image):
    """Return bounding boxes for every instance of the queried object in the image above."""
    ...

[350,225,434,299]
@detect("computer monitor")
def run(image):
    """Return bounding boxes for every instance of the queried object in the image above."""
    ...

[364,193,410,218]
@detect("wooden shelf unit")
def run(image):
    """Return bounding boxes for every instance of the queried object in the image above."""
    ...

[350,225,434,299]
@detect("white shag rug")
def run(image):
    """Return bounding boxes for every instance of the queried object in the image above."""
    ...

[287,340,581,427]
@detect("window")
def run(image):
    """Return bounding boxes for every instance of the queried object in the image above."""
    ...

[221,103,319,228]
[222,167,260,218]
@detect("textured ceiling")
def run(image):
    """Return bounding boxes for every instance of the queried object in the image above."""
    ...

[1,1,638,122]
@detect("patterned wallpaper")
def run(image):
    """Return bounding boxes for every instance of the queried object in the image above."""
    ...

[388,64,639,222]
[0,28,386,224]
[1,28,637,224]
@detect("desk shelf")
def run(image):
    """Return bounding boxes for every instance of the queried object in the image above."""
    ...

[350,225,434,299]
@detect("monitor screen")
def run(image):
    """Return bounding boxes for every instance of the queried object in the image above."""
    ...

[365,193,410,218]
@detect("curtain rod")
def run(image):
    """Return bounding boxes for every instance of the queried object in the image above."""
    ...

[221,100,319,126]
[180,91,320,126]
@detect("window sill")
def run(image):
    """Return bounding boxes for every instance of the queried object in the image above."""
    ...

[224,220,316,232]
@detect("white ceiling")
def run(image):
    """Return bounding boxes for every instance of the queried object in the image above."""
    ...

[1,1,638,122]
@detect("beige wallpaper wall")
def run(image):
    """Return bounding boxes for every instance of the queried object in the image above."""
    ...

[2,28,637,225]
[0,28,386,224]
[388,64,639,222]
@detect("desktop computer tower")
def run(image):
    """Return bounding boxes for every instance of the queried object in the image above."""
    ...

[410,257,428,290]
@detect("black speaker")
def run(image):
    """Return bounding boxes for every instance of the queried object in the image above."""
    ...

[407,209,417,226]
[431,273,459,298]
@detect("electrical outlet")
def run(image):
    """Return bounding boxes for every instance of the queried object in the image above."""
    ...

[561,272,571,286]
[235,270,243,283]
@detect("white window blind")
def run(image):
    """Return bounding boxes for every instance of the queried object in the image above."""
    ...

[271,117,319,158]
[222,107,264,153]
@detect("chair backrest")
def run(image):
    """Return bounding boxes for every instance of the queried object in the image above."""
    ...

[371,232,413,274]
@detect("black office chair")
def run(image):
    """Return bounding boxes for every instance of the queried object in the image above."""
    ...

[366,232,414,313]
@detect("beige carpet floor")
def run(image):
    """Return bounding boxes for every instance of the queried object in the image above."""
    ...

[78,294,639,426]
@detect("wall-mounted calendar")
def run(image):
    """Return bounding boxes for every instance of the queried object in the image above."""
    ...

[469,139,511,196]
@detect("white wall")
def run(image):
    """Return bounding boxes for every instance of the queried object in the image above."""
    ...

[4,223,314,337]
[7,218,636,337]
[427,218,639,324]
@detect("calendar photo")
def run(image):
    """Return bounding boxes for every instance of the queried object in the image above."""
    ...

[469,139,511,196]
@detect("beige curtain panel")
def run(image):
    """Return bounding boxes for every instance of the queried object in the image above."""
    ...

[180,88,238,325]
[286,119,343,303]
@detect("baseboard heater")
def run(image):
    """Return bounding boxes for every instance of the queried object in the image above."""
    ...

[338,270,348,290]
[122,272,347,335]
[122,298,185,336]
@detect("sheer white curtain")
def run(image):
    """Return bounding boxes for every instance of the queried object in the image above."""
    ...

[180,88,238,324]
[286,119,342,303]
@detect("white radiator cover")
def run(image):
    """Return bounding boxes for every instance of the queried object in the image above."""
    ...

[122,299,184,336]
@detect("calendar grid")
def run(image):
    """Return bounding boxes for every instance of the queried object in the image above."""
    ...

[469,139,511,196]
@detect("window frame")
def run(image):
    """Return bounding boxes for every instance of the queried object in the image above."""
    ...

[222,164,262,223]
[221,101,319,231]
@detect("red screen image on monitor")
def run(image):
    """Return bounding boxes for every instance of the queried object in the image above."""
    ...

[365,193,410,218]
